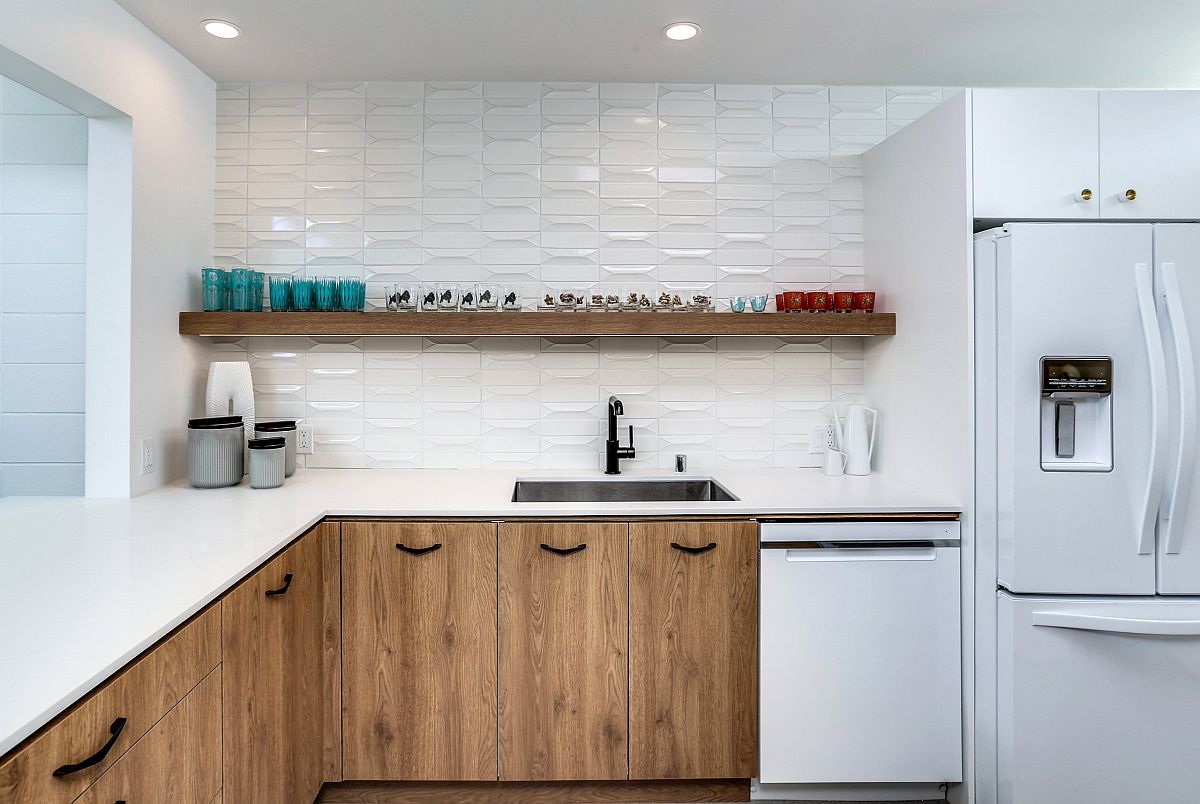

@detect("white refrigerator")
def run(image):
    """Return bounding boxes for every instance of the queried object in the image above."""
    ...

[976,223,1200,804]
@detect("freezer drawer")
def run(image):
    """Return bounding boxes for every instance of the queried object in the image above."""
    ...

[758,522,962,784]
[998,593,1200,804]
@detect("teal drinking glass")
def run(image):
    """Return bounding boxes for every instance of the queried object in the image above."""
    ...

[202,267,226,311]
[314,276,339,311]
[292,277,314,311]
[268,275,292,311]
[339,276,365,311]
[230,268,252,311]
[251,270,265,311]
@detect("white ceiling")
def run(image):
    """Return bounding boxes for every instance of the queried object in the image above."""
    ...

[115,0,1200,87]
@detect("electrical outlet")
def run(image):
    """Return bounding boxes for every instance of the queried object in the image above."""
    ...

[808,425,837,454]
[297,424,314,454]
[139,438,155,475]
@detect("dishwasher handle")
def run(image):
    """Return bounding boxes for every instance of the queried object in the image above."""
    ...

[779,545,938,562]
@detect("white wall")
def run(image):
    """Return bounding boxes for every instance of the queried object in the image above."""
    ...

[0,0,215,495]
[212,82,949,470]
[0,78,88,496]
[862,92,976,803]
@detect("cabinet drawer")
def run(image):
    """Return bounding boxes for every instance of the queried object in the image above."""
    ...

[0,605,221,803]
[75,668,222,804]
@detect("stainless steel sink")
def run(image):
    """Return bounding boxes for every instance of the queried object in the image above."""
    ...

[511,477,739,503]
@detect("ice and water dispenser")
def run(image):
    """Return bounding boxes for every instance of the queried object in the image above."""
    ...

[1040,357,1113,472]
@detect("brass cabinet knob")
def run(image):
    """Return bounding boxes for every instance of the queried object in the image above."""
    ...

[1078,188,1094,201]
[1123,188,1138,201]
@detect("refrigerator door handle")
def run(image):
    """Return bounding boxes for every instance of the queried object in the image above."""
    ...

[1136,261,1169,556]
[1160,261,1195,555]
[1032,610,1200,636]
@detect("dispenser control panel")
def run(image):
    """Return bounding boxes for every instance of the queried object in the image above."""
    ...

[1039,357,1113,473]
[1041,358,1112,395]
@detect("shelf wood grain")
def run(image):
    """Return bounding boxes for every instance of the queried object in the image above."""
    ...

[178,311,896,337]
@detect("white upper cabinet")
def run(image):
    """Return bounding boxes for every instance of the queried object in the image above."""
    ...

[972,89,1100,220]
[1099,91,1200,219]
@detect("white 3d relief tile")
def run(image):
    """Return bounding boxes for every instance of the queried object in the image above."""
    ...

[214,83,946,469]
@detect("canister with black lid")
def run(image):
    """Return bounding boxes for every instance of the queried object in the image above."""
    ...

[188,415,244,488]
[254,420,297,476]
[248,437,286,489]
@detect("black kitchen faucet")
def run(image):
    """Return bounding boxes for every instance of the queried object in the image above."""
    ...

[604,395,636,475]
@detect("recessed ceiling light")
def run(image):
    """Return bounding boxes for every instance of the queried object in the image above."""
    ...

[202,19,241,39]
[663,22,700,41]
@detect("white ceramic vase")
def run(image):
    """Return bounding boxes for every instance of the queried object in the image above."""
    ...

[205,361,256,441]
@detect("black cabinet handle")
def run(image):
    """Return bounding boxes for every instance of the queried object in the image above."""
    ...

[52,717,127,776]
[265,572,293,597]
[671,541,717,555]
[396,543,442,555]
[540,543,587,556]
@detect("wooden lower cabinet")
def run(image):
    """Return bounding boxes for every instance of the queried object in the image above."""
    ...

[2,515,764,802]
[222,523,338,804]
[629,521,758,779]
[74,668,222,804]
[0,606,221,803]
[498,522,628,781]
[341,522,498,781]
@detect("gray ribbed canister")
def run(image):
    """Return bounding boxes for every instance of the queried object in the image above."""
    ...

[248,437,286,489]
[253,420,297,477]
[187,416,244,488]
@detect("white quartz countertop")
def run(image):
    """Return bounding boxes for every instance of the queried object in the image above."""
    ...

[0,467,956,756]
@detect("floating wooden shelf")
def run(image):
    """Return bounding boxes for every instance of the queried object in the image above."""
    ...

[178,311,896,338]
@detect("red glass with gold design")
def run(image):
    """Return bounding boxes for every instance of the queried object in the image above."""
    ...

[807,290,832,312]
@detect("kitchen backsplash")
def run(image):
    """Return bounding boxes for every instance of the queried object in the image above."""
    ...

[211,82,949,470]
[0,78,87,496]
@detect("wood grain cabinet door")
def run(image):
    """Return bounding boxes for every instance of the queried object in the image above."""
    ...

[222,524,334,804]
[342,522,498,781]
[0,606,220,803]
[74,668,222,804]
[629,521,758,780]
[498,522,628,781]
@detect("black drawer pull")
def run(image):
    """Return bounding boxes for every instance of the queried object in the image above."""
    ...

[540,543,586,556]
[396,543,442,555]
[52,717,127,776]
[671,541,717,555]
[265,573,293,597]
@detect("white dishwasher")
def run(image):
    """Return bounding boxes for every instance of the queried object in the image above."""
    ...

[758,520,962,784]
